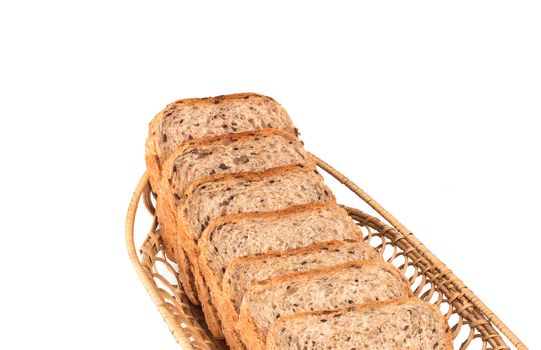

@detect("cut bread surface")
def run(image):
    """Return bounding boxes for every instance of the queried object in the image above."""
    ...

[237,260,412,350]
[154,128,312,307]
[178,165,334,243]
[145,93,297,191]
[199,203,364,292]
[223,240,379,314]
[266,297,453,350]
[214,240,377,350]
[175,166,335,341]
[156,129,313,261]
[197,204,365,350]
[162,129,310,195]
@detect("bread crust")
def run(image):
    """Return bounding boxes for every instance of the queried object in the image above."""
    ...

[161,128,305,178]
[145,93,297,192]
[237,260,412,350]
[266,297,454,350]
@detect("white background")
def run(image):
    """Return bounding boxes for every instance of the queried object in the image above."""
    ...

[0,1,539,349]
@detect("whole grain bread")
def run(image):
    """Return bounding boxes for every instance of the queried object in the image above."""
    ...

[176,165,335,339]
[197,203,365,349]
[176,165,333,244]
[145,93,297,192]
[198,202,365,300]
[237,260,412,350]
[222,240,378,314]
[156,129,313,263]
[216,240,378,350]
[266,297,453,350]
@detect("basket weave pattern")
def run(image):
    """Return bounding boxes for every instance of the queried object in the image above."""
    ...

[126,155,527,350]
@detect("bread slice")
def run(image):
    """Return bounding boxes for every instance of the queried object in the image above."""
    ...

[177,165,333,244]
[237,260,411,350]
[216,241,378,350]
[156,129,313,263]
[221,239,379,315]
[266,297,453,350]
[199,203,365,300]
[176,165,335,339]
[145,93,297,191]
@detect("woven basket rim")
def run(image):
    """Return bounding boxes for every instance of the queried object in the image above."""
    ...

[126,153,527,350]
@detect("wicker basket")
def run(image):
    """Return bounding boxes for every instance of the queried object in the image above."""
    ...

[126,154,527,350]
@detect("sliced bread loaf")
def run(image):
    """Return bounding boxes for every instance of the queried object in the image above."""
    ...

[176,165,333,245]
[197,203,366,349]
[237,260,411,350]
[145,93,297,191]
[266,297,453,350]
[156,129,313,262]
[198,202,365,299]
[162,129,310,195]
[216,241,378,350]
[176,165,334,339]
[222,240,379,314]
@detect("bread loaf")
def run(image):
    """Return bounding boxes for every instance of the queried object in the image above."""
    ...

[143,94,452,350]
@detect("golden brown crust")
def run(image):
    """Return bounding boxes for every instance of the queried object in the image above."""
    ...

[155,193,200,304]
[174,245,200,305]
[145,137,162,193]
[226,240,374,270]
[221,240,378,294]
[182,244,224,338]
[244,259,411,298]
[200,202,345,242]
[237,260,412,350]
[181,164,322,201]
[168,92,279,107]
[266,297,454,350]
[171,217,224,338]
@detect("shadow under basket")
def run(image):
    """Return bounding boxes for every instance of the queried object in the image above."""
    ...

[126,154,527,350]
